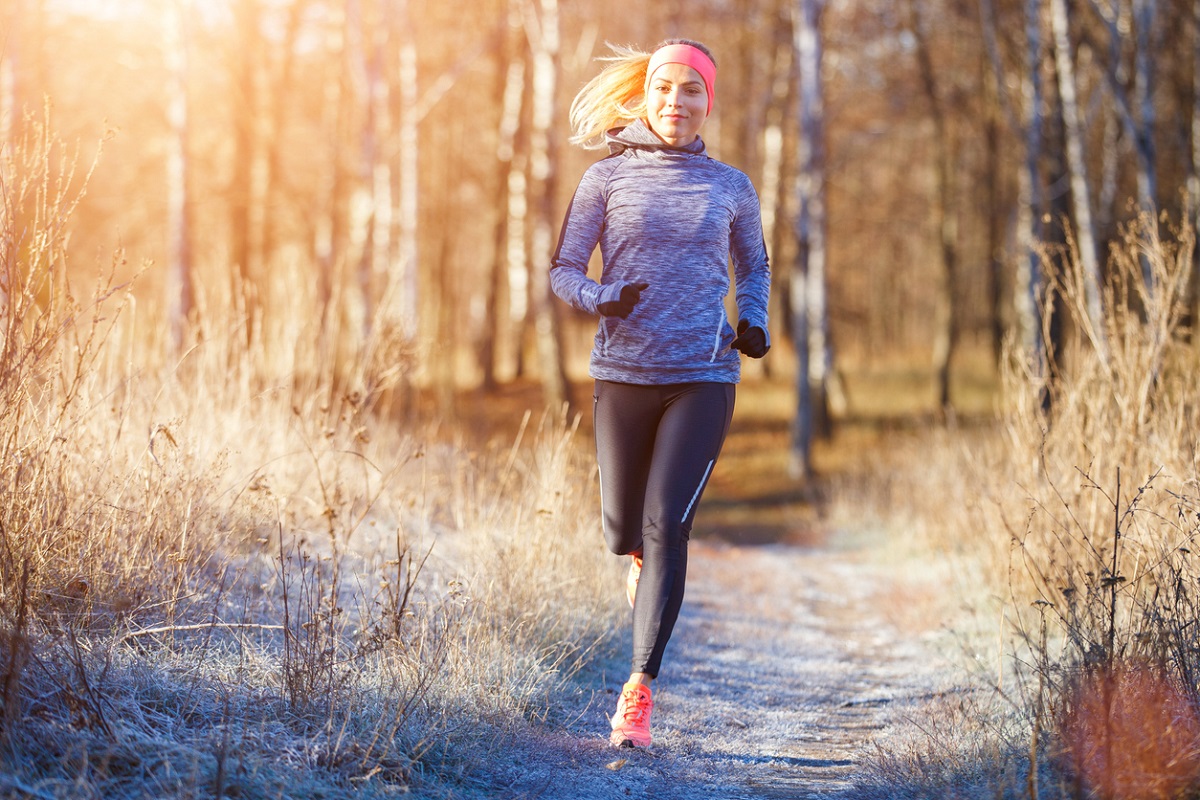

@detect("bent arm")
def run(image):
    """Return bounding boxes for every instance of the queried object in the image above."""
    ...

[730,177,772,347]
[549,164,631,315]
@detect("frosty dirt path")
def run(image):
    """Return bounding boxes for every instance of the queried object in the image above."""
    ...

[491,537,949,800]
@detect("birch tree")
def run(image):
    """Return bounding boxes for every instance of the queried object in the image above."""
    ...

[524,0,569,410]
[164,0,195,352]
[1086,0,1159,218]
[483,5,526,389]
[393,0,419,339]
[909,0,961,418]
[981,0,1048,382]
[1050,0,1107,362]
[260,0,308,270]
[1017,0,1048,384]
[230,0,263,345]
[789,0,828,479]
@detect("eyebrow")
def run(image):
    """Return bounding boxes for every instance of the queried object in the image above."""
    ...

[651,77,704,87]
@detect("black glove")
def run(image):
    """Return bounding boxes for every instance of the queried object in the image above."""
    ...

[598,282,650,319]
[731,319,769,358]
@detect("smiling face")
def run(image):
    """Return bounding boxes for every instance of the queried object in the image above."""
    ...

[645,62,709,147]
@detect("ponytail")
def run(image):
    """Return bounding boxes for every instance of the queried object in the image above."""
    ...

[568,43,651,150]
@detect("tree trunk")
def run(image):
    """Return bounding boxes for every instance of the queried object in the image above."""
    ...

[230,0,262,347]
[164,0,196,353]
[1051,0,1107,363]
[1131,0,1158,214]
[1191,0,1200,330]
[981,41,1005,369]
[1087,0,1158,282]
[525,0,570,411]
[483,11,526,390]
[260,0,307,272]
[1016,0,1048,391]
[910,0,960,420]
[352,0,394,339]
[394,0,420,340]
[760,17,793,362]
[789,0,830,479]
[313,11,340,331]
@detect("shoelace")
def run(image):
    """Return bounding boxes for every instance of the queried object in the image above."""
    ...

[619,688,650,724]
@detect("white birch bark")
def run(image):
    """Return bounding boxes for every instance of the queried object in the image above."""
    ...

[790,0,830,478]
[1050,0,1107,363]
[1132,0,1158,212]
[484,16,526,387]
[1087,0,1158,222]
[394,0,419,339]
[369,6,392,335]
[1015,0,1047,377]
[524,0,568,409]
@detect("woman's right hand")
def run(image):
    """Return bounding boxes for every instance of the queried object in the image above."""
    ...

[598,282,650,318]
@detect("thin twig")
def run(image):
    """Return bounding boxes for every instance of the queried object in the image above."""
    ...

[118,622,285,644]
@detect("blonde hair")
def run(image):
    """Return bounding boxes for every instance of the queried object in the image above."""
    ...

[568,43,652,150]
[569,39,717,150]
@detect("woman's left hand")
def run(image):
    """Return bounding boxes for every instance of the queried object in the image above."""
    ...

[731,320,769,358]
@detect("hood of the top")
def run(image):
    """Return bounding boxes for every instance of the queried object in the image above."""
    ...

[605,118,707,157]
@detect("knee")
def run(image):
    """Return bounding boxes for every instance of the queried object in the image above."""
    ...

[639,514,688,551]
[603,518,642,556]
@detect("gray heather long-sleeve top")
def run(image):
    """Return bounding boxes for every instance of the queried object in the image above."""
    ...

[550,119,771,385]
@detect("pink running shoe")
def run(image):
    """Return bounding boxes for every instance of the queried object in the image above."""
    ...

[610,681,653,748]
[626,553,643,608]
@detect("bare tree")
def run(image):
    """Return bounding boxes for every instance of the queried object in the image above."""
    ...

[1050,0,1107,362]
[1016,0,1048,383]
[789,0,828,479]
[1086,0,1159,221]
[164,0,195,352]
[260,0,308,271]
[229,0,263,345]
[393,0,419,339]
[524,0,570,410]
[909,0,962,419]
[483,5,526,389]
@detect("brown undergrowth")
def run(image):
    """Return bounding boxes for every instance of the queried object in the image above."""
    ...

[846,208,1200,800]
[0,117,620,799]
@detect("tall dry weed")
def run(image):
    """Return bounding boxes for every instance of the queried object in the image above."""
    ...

[848,209,1200,799]
[0,116,618,798]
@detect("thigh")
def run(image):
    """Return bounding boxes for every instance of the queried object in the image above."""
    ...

[593,380,661,553]
[645,383,736,529]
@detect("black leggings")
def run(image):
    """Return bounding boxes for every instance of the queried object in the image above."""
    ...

[593,379,735,678]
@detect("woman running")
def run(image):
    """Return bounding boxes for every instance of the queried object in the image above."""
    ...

[549,38,772,748]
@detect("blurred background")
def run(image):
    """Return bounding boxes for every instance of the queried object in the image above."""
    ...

[3,0,1195,456]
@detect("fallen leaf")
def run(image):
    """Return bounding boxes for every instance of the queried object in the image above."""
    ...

[605,758,627,771]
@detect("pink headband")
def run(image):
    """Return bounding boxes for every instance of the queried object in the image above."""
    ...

[645,44,716,116]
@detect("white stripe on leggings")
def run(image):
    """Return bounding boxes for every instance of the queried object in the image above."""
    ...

[682,459,715,523]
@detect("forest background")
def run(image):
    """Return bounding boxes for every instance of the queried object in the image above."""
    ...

[17,0,1188,447]
[5,0,1200,797]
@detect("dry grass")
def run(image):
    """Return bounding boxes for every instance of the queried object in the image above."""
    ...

[841,208,1200,799]
[0,117,621,799]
